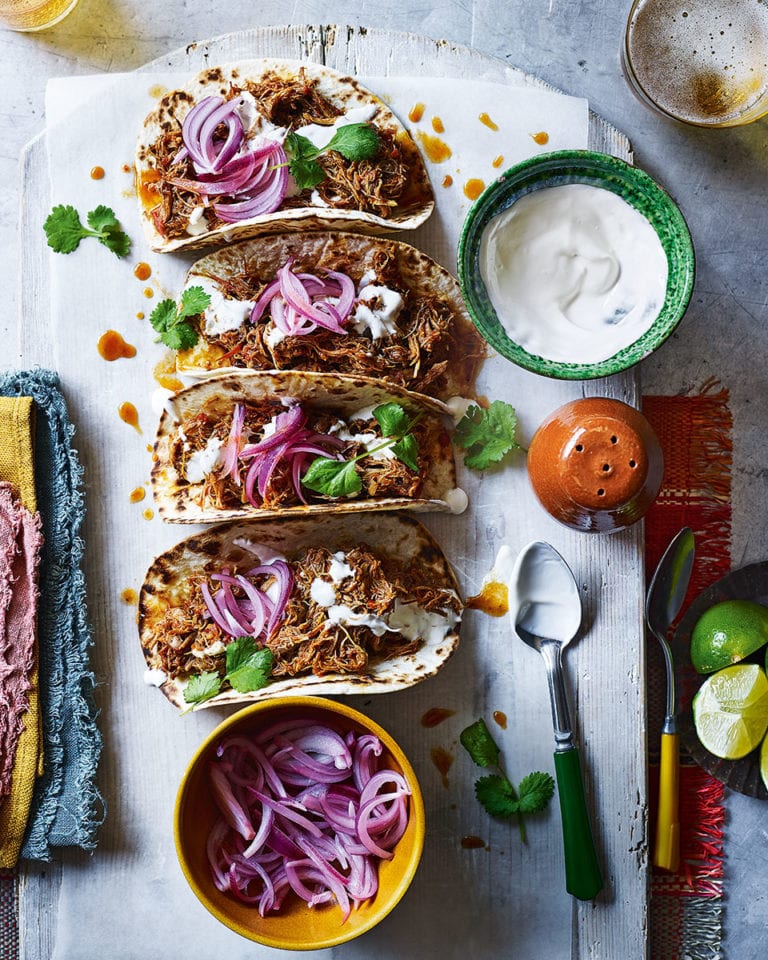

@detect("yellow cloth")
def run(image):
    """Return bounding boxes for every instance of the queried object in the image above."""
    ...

[0,396,41,868]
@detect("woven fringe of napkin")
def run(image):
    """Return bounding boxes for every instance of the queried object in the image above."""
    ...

[644,386,730,960]
[0,397,42,870]
[0,370,104,859]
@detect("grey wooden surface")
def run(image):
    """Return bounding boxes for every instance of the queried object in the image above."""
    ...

[1,2,767,958]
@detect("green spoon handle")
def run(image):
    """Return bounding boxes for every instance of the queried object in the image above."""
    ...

[554,747,604,901]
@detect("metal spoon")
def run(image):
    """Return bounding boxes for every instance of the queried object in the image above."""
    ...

[509,541,603,901]
[645,527,695,873]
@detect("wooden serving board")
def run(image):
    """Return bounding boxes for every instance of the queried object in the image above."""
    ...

[18,26,648,960]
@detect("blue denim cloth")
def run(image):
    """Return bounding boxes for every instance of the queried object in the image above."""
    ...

[0,369,104,859]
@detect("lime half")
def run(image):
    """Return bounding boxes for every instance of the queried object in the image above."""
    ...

[692,663,768,760]
[690,599,768,674]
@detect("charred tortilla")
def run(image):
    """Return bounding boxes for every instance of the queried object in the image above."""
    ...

[136,60,434,253]
[139,514,462,709]
[151,370,462,523]
[175,231,485,401]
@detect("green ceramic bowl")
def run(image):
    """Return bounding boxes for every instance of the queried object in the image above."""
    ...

[457,150,695,380]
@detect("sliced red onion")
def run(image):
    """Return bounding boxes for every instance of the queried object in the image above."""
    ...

[205,720,411,921]
[249,259,355,337]
[201,560,292,644]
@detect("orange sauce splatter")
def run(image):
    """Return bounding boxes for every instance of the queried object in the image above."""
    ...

[146,444,153,453]
[416,131,452,163]
[143,508,154,521]
[119,402,141,433]
[442,174,453,188]
[136,312,145,320]
[120,588,138,605]
[143,288,154,298]
[420,708,456,728]
[479,112,498,131]
[153,356,184,393]
[137,169,161,207]
[431,116,445,134]
[90,165,105,180]
[466,581,509,617]
[463,178,485,201]
[493,710,508,730]
[430,746,453,789]
[531,131,549,145]
[129,487,146,504]
[122,163,132,173]
[98,330,136,361]
[134,262,151,281]
[492,155,504,168]
[461,835,486,849]
[408,102,425,123]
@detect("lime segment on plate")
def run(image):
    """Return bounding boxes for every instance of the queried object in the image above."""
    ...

[692,663,768,760]
[690,599,768,674]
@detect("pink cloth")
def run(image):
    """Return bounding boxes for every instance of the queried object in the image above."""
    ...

[0,483,43,798]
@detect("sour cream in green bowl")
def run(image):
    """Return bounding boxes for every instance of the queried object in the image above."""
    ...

[457,150,695,380]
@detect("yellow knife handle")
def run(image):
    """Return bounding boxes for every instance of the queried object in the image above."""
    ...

[653,731,680,872]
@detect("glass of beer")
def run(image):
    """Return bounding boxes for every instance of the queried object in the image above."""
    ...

[622,0,768,127]
[0,0,80,30]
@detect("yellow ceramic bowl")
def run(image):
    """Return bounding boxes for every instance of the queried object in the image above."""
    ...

[174,696,425,950]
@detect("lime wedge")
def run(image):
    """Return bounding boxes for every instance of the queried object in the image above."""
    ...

[692,663,768,760]
[761,735,768,792]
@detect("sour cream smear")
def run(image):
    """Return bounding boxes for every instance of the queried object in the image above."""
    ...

[480,184,668,364]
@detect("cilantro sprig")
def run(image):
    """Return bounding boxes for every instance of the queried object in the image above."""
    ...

[454,400,524,470]
[460,718,555,843]
[182,637,274,712]
[149,286,211,351]
[302,402,421,499]
[44,204,131,258]
[285,123,380,192]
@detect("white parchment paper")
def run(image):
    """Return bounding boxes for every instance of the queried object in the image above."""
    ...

[43,72,588,960]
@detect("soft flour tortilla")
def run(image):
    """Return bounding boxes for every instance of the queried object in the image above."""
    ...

[176,231,485,401]
[136,60,434,253]
[151,370,460,523]
[139,513,462,709]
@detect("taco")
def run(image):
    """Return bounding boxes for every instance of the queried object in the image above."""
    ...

[173,231,485,401]
[136,60,434,252]
[151,370,466,523]
[138,514,463,709]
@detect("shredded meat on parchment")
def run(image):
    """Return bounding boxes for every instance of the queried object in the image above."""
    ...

[143,546,461,684]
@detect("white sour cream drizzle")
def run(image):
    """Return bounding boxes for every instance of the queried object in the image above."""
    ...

[324,597,460,645]
[184,435,224,483]
[480,183,668,364]
[295,103,379,150]
[144,668,167,687]
[187,277,255,337]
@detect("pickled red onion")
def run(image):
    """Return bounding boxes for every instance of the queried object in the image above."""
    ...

[207,720,411,920]
[202,560,293,642]
[250,259,355,336]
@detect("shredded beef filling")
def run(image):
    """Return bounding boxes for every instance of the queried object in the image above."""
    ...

[144,71,415,240]
[170,398,433,511]
[144,546,461,683]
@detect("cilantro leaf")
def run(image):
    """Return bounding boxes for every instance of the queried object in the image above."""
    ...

[149,290,209,352]
[475,775,519,818]
[460,718,501,768]
[373,402,411,438]
[183,671,222,707]
[392,434,419,471]
[44,205,87,254]
[86,204,119,233]
[286,132,321,161]
[325,123,380,161]
[454,400,522,470]
[225,638,274,694]
[180,285,212,319]
[285,132,326,191]
[516,771,556,814]
[302,457,362,498]
[44,203,131,258]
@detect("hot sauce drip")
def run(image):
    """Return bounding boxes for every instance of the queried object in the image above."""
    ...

[408,102,426,123]
[460,835,486,849]
[143,288,154,298]
[98,331,136,361]
[479,112,499,131]
[133,262,152,281]
[442,174,453,188]
[463,178,485,201]
[143,508,154,521]
[431,116,445,134]
[137,169,161,208]
[493,710,508,730]
[431,746,453,788]
[466,581,509,617]
[90,166,105,180]
[120,588,138,605]
[119,402,141,433]
[492,155,504,168]
[129,487,146,504]
[420,708,456,728]
[153,355,183,393]
[136,312,145,320]
[531,131,550,145]
[416,131,452,163]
